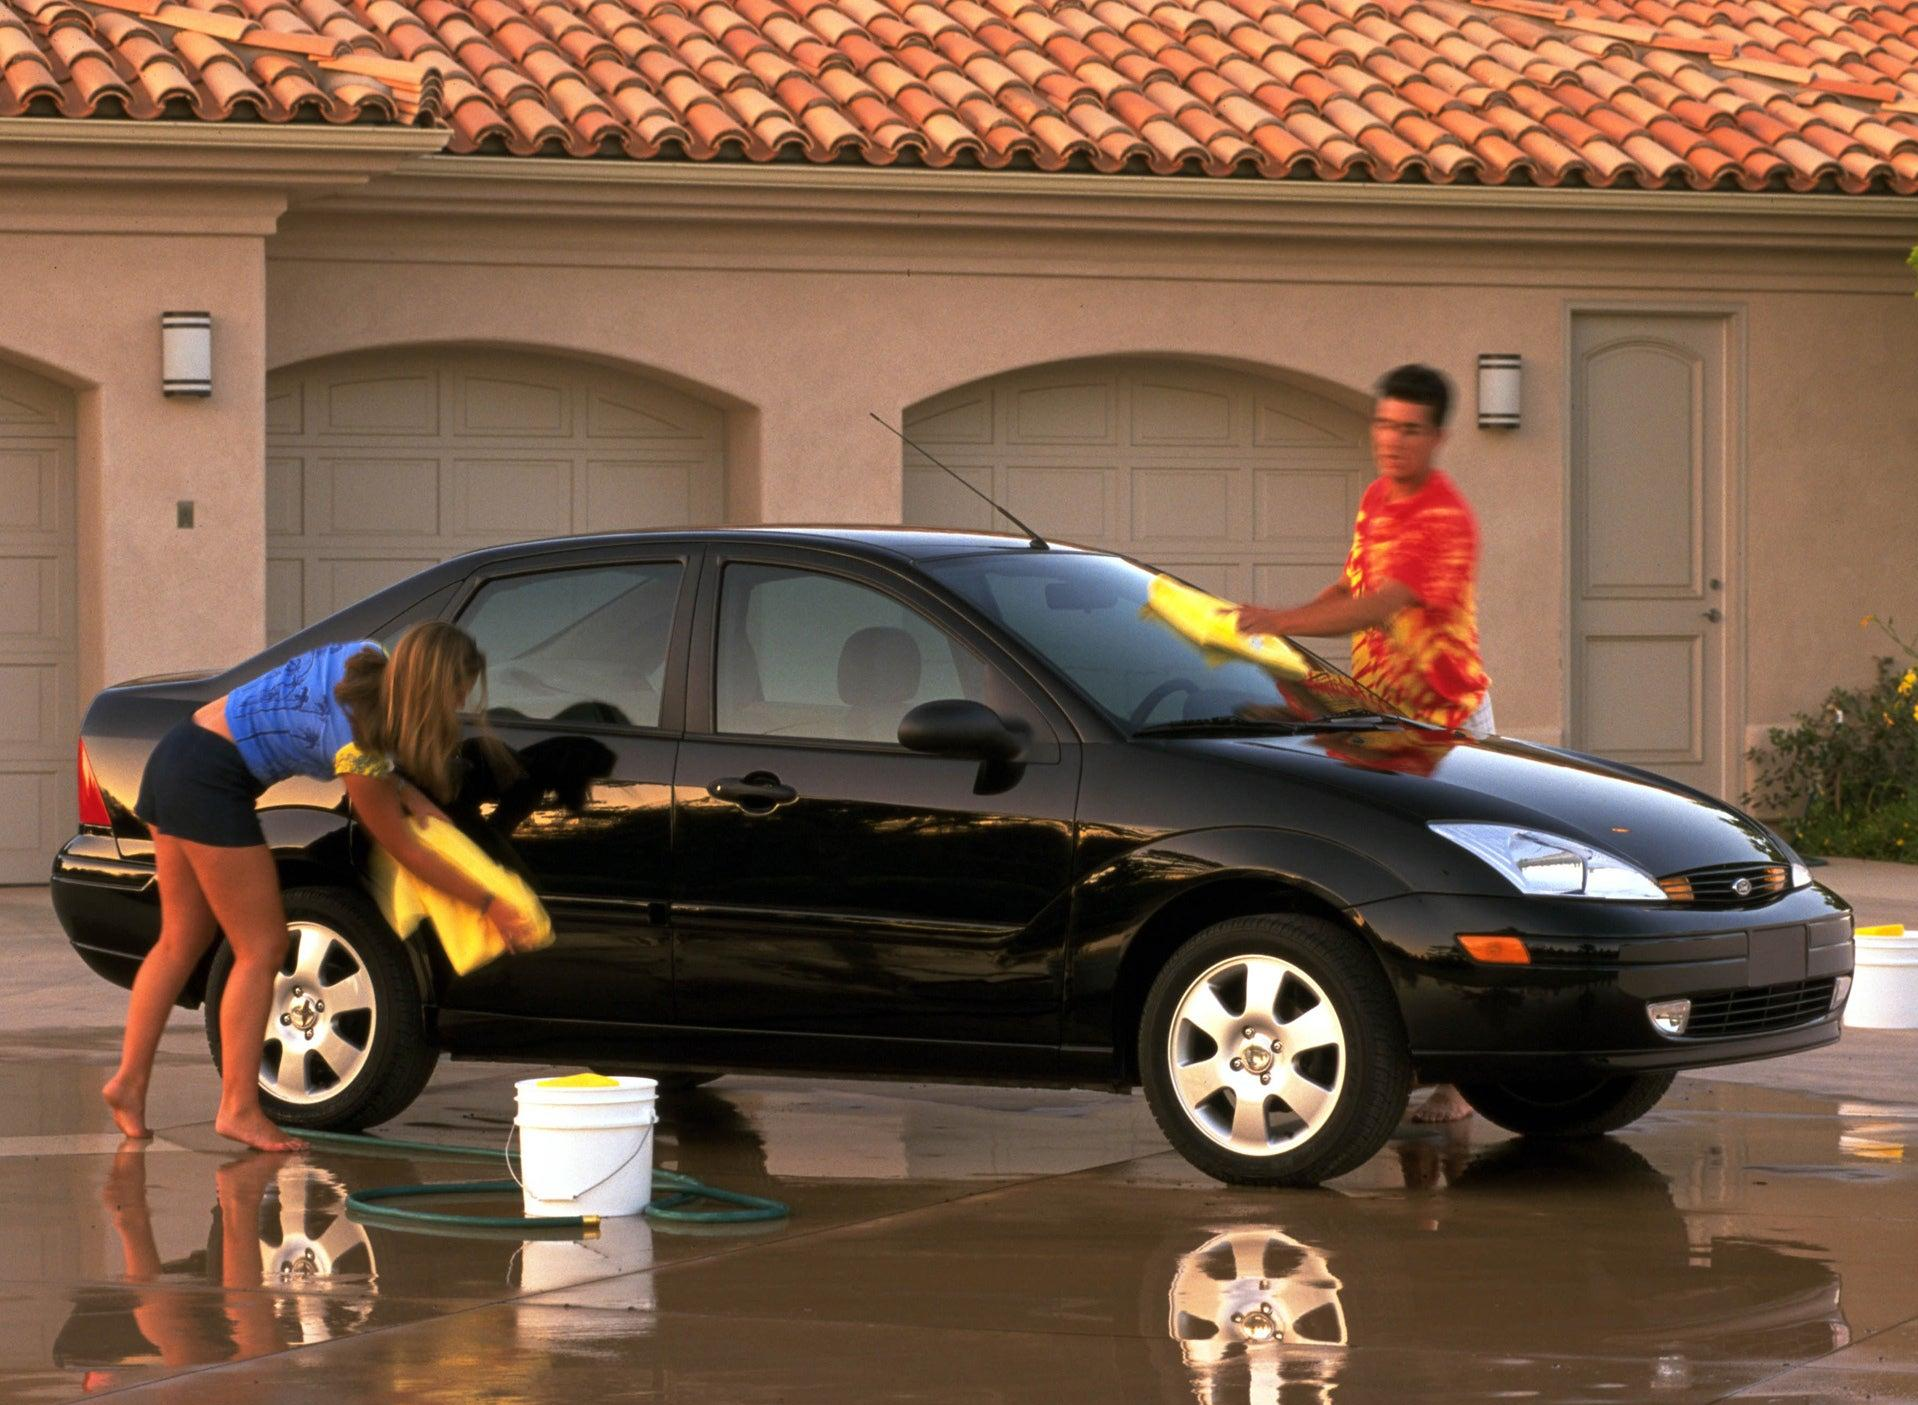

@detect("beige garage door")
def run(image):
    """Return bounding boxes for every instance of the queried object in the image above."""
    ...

[0,363,77,883]
[904,359,1372,662]
[266,349,727,640]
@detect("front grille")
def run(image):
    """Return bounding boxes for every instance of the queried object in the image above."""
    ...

[1658,862,1790,906]
[1686,978,1837,1037]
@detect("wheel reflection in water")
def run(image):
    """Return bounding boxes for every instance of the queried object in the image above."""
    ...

[258,1165,379,1344]
[1165,1226,1345,1405]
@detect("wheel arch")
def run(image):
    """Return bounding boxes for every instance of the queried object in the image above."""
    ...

[1105,875,1408,1084]
[184,814,438,1011]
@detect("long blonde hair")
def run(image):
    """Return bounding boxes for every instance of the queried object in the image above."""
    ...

[334,622,489,803]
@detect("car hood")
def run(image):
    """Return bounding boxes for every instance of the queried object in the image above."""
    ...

[1206,727,1790,877]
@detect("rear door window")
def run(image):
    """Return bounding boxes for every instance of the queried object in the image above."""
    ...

[456,562,683,729]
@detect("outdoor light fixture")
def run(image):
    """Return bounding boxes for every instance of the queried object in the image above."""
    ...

[1476,352,1521,429]
[1647,998,1692,1037]
[161,311,212,397]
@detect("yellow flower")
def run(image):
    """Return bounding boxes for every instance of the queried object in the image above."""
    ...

[1901,669,1917,696]
[1863,615,1876,629]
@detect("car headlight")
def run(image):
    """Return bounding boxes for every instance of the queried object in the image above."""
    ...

[1429,822,1666,901]
[1791,861,1813,890]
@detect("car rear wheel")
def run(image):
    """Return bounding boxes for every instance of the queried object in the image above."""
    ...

[1139,914,1411,1187]
[205,885,439,1131]
[1456,1072,1675,1138]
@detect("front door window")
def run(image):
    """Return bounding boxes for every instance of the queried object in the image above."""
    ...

[714,564,990,746]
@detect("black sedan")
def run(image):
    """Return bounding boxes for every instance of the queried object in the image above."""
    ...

[53,529,1854,1185]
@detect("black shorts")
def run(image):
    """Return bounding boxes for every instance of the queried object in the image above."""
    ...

[134,719,269,847]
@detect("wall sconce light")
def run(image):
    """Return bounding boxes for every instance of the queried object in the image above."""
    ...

[1476,352,1521,430]
[162,312,212,398]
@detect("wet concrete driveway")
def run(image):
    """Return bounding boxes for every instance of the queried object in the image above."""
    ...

[5,886,1917,1403]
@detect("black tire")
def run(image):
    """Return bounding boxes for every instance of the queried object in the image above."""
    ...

[1456,1071,1675,1139]
[1138,914,1412,1187]
[205,885,439,1131]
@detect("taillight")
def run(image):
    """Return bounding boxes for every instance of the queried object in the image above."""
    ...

[77,739,111,829]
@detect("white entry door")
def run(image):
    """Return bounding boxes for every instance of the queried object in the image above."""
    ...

[1569,313,1738,798]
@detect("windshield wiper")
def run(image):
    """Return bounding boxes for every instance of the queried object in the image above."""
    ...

[1133,714,1413,737]
[1318,709,1449,731]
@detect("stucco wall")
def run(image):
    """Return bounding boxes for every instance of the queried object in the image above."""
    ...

[261,180,1918,770]
[9,161,1909,783]
[262,247,1570,740]
[0,226,268,696]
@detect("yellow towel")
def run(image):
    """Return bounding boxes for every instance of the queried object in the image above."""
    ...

[371,815,554,976]
[1145,574,1311,679]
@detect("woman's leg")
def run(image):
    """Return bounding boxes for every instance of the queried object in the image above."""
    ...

[103,833,220,1140]
[179,839,307,1153]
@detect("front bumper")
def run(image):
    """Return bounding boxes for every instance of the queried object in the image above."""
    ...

[1354,884,1854,1082]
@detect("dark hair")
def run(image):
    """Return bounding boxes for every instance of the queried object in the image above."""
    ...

[1374,364,1452,428]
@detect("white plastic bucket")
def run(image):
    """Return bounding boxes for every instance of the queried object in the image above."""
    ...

[513,1074,657,1219]
[1844,927,1918,1030]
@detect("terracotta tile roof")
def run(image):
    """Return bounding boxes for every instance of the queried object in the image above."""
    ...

[3,0,1917,190]
[0,0,439,122]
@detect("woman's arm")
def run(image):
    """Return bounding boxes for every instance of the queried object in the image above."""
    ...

[341,774,540,948]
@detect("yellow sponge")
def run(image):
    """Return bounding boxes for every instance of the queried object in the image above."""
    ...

[536,1072,621,1089]
[370,815,554,976]
[1145,574,1310,678]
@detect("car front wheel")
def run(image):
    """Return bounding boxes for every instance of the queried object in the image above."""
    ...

[1139,914,1411,1187]
[204,885,439,1130]
[1456,1072,1675,1138]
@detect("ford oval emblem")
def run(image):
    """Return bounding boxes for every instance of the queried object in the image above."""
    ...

[1732,876,1753,898]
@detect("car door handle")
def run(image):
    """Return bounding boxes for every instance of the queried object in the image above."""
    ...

[708,773,798,812]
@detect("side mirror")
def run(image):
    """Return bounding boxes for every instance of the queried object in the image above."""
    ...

[898,700,1026,763]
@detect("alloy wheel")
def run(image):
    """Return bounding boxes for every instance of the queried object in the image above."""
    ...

[1166,954,1346,1156]
[262,921,380,1106]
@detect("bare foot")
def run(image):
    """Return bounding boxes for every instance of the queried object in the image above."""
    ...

[102,1075,152,1140]
[1410,1084,1475,1124]
[214,1109,308,1154]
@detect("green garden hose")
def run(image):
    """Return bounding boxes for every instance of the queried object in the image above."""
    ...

[288,1126,791,1233]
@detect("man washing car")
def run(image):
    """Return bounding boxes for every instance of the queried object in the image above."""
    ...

[1236,363,1492,1123]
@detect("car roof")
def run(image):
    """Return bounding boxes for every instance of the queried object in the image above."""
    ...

[439,525,1105,573]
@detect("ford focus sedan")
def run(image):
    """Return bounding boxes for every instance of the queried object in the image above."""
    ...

[52,529,1854,1186]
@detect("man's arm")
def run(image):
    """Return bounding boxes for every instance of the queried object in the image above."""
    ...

[1237,579,1417,640]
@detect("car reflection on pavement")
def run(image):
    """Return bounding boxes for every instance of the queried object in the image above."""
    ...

[58,1146,378,1391]
[1156,1137,1848,1405]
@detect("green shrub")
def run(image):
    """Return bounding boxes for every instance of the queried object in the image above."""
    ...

[1746,616,1918,862]
[1785,793,1918,862]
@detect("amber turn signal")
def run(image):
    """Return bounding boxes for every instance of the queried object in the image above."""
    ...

[1457,934,1531,965]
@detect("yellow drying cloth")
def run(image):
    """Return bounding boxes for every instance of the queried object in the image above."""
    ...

[1857,925,1908,938]
[537,1073,621,1089]
[1145,574,1311,679]
[370,815,554,976]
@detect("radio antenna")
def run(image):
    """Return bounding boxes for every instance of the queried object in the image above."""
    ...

[870,413,1049,551]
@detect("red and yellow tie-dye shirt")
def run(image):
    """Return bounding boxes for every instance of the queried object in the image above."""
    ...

[1343,470,1490,729]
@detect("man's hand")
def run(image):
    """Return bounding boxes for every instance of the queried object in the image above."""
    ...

[1235,605,1295,638]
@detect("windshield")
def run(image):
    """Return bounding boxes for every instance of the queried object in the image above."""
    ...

[922,552,1398,731]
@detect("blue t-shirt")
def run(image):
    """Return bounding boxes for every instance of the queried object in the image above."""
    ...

[225,641,394,787]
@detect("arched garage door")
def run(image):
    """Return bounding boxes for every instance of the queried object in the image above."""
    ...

[0,362,76,882]
[903,359,1372,662]
[266,349,727,640]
